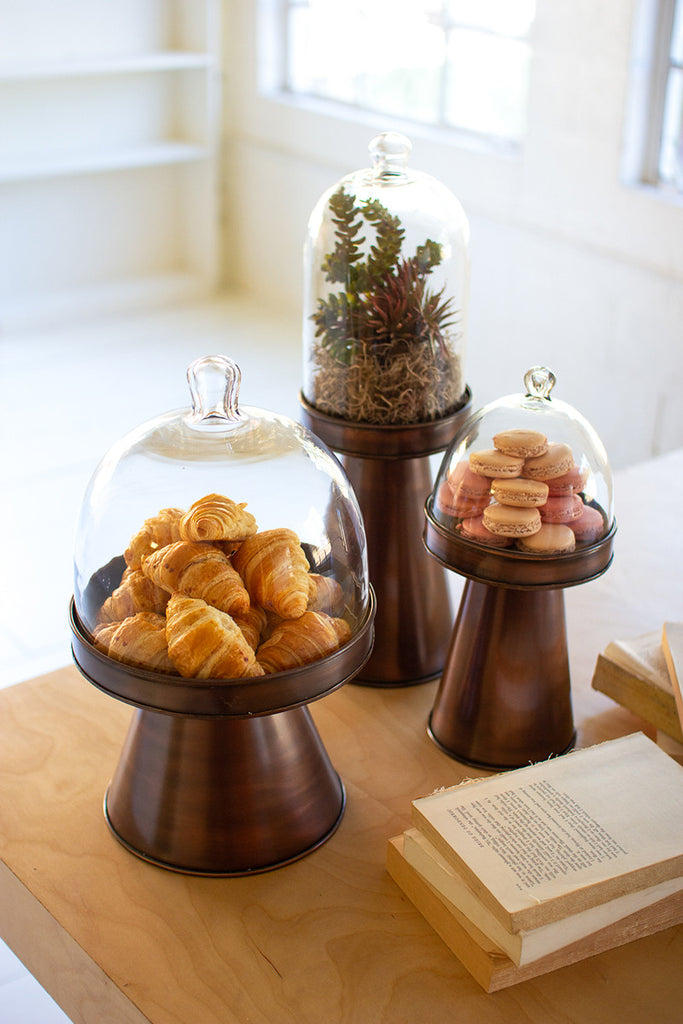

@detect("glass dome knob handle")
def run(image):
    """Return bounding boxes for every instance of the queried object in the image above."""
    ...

[186,355,243,426]
[369,131,412,181]
[524,366,556,400]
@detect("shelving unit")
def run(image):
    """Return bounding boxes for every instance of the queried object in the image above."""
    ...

[0,0,221,330]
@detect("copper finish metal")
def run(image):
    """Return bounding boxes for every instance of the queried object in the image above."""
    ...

[105,706,345,875]
[428,581,575,770]
[423,502,616,769]
[300,393,472,686]
[69,589,375,875]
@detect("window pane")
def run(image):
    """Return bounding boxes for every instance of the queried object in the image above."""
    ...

[281,0,535,144]
[446,0,536,38]
[659,66,683,185]
[445,29,531,139]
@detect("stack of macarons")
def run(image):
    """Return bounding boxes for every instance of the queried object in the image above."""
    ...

[435,428,606,554]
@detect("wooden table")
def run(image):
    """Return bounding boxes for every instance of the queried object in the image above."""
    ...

[1,451,682,1024]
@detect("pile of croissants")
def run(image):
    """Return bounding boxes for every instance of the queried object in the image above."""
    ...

[92,492,351,679]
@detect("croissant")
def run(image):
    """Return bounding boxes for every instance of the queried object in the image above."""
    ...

[307,573,345,617]
[232,603,268,650]
[256,610,351,673]
[165,593,264,678]
[142,541,250,617]
[232,528,311,620]
[179,493,258,544]
[97,567,169,624]
[94,612,176,673]
[125,508,183,569]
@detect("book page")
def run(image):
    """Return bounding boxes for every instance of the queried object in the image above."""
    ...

[412,733,683,924]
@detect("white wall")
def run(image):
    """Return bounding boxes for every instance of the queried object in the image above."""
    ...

[221,0,683,472]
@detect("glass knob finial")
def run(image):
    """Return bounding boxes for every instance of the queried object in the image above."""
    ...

[369,131,412,181]
[524,366,556,401]
[186,355,243,428]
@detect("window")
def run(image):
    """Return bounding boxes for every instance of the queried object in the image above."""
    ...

[624,0,683,192]
[275,0,536,149]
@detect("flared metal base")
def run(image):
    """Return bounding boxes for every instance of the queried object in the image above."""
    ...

[104,705,345,876]
[428,580,577,769]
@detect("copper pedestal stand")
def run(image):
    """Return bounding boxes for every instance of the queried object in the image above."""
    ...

[69,581,375,876]
[423,501,616,770]
[300,392,472,687]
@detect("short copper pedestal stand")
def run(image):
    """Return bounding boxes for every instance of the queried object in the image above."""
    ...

[424,502,616,770]
[301,392,472,687]
[70,575,375,876]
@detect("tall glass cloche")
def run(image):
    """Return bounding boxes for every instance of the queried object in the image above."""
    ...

[302,131,471,425]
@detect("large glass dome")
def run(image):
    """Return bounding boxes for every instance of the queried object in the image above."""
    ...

[72,355,370,689]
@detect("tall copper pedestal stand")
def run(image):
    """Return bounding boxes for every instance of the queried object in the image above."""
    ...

[423,503,616,770]
[70,586,375,876]
[301,392,472,687]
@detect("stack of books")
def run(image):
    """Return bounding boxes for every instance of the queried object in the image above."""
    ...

[386,732,683,991]
[591,622,683,756]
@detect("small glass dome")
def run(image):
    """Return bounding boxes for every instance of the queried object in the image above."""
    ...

[302,130,470,425]
[429,367,614,562]
[72,355,370,684]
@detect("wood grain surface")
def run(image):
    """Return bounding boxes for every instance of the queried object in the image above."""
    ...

[1,664,682,1024]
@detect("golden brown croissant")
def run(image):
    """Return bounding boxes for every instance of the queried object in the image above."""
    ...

[142,541,250,617]
[97,567,169,624]
[125,508,183,569]
[93,612,176,673]
[256,610,351,673]
[232,603,268,650]
[307,573,345,617]
[179,493,258,544]
[165,594,264,678]
[232,528,311,620]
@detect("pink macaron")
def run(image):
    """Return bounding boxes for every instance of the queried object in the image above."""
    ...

[458,515,512,547]
[539,494,584,523]
[435,482,490,520]
[569,504,606,544]
[546,465,587,496]
[447,461,493,499]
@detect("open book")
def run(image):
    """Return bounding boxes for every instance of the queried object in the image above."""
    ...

[411,733,683,932]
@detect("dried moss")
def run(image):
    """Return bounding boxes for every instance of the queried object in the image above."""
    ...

[311,342,464,425]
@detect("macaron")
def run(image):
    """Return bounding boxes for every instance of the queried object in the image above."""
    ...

[546,465,587,496]
[435,481,490,520]
[569,504,606,544]
[458,515,512,547]
[493,428,548,459]
[539,493,584,523]
[482,503,542,537]
[523,442,574,481]
[469,449,525,478]
[517,524,576,554]
[490,477,549,508]
[447,461,493,499]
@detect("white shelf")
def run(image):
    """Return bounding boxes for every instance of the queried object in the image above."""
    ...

[0,0,221,327]
[0,51,213,80]
[0,142,211,183]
